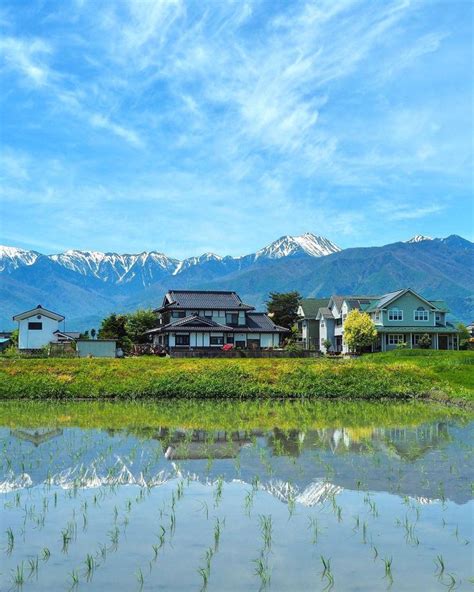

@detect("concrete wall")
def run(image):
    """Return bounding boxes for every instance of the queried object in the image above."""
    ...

[18,315,60,349]
[77,340,116,358]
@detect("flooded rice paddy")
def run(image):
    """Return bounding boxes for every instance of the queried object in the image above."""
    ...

[1,401,473,591]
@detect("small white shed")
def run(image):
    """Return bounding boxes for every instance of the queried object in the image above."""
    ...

[13,305,65,350]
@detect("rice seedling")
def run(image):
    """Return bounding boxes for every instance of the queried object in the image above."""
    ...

[6,526,14,553]
[308,516,320,544]
[12,562,25,588]
[253,551,271,589]
[383,556,393,584]
[136,567,144,590]
[259,515,273,550]
[435,554,445,575]
[198,566,210,590]
[69,569,79,589]
[41,547,51,561]
[28,556,39,577]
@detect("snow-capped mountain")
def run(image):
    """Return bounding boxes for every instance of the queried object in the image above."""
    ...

[50,250,179,284]
[0,233,340,284]
[252,233,341,260]
[406,235,433,243]
[0,246,40,272]
[172,252,223,276]
[1,234,472,328]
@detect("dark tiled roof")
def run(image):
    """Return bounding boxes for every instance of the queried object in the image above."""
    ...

[146,315,233,334]
[299,298,330,318]
[146,313,288,334]
[155,290,254,312]
[244,313,288,332]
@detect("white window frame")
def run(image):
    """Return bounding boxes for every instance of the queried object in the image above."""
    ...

[388,308,403,321]
[413,307,429,322]
[374,311,380,322]
[388,334,404,345]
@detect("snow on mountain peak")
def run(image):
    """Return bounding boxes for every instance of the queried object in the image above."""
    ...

[0,245,39,272]
[254,233,341,260]
[406,235,433,243]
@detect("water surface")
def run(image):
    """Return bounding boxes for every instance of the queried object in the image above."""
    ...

[1,401,472,591]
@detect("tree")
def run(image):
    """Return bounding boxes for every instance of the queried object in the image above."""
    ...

[125,309,157,344]
[266,291,302,329]
[418,333,432,349]
[80,330,90,340]
[456,323,470,350]
[91,328,96,340]
[343,310,377,353]
[98,313,129,349]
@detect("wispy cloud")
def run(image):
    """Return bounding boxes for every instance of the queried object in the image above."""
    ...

[0,0,471,253]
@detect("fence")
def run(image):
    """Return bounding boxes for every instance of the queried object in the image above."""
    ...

[170,349,320,359]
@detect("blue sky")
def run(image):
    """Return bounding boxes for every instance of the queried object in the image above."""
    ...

[0,0,472,258]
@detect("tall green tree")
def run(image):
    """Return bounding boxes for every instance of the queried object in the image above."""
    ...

[98,313,129,349]
[125,309,157,344]
[266,291,302,329]
[343,310,377,353]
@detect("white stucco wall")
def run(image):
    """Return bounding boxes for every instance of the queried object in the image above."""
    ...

[18,315,61,349]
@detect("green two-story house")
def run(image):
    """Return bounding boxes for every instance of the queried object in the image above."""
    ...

[315,288,459,353]
[296,298,330,349]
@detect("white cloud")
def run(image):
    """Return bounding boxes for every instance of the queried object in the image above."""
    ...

[0,36,52,86]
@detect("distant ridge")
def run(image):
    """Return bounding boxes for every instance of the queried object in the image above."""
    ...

[1,234,472,327]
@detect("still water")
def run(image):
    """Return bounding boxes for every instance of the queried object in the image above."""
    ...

[1,402,472,591]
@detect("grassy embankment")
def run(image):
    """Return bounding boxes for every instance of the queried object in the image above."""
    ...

[0,350,472,404]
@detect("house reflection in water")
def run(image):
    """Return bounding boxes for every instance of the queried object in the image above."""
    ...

[163,429,253,460]
[10,428,64,447]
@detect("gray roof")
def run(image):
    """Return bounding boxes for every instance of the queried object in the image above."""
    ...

[245,313,288,332]
[371,289,405,309]
[155,290,254,312]
[146,312,288,334]
[317,307,334,319]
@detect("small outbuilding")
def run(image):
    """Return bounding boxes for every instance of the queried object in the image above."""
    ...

[76,339,117,358]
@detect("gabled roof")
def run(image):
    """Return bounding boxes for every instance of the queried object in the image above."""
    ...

[154,290,254,312]
[316,307,334,320]
[145,313,289,334]
[428,300,450,313]
[53,330,81,341]
[328,295,379,314]
[298,298,330,318]
[146,315,233,334]
[13,305,64,322]
[365,288,443,312]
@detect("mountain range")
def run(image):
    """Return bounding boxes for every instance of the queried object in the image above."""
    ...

[1,233,473,329]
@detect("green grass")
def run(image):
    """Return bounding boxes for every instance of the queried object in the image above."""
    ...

[0,351,472,403]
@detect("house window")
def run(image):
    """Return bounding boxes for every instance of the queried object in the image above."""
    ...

[414,307,429,321]
[204,311,213,319]
[388,308,403,321]
[171,311,186,319]
[175,334,190,346]
[435,313,442,322]
[412,334,426,346]
[226,313,239,325]
[388,334,404,345]
[321,320,325,327]
[374,312,380,322]
[235,340,245,348]
[28,322,42,330]
[226,334,234,344]
[210,335,224,345]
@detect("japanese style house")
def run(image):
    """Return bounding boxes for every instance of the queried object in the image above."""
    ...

[146,290,288,351]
